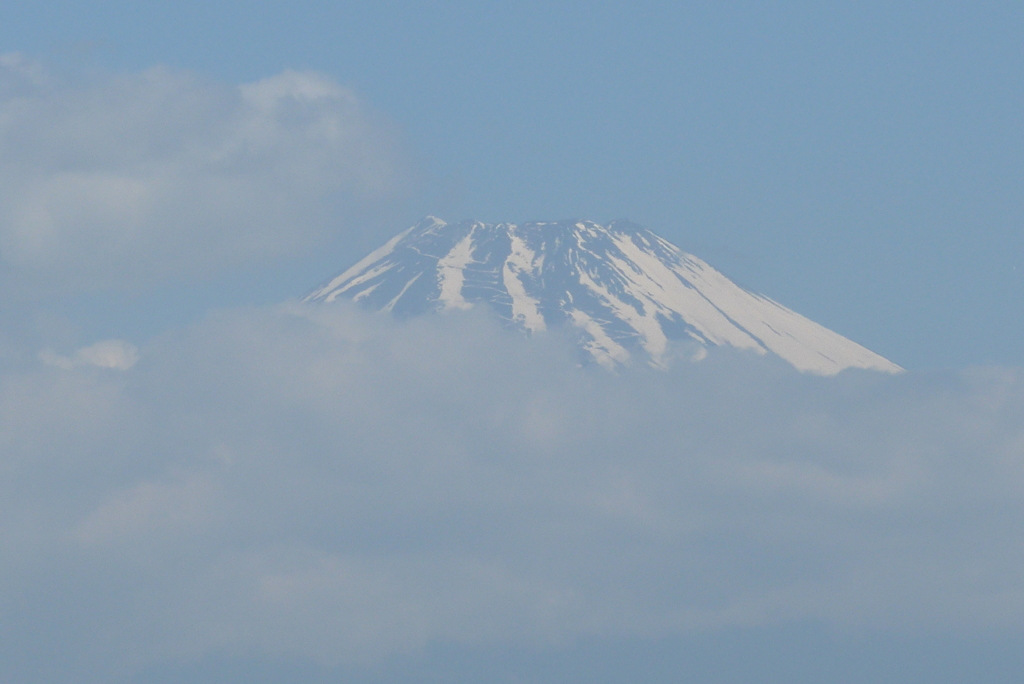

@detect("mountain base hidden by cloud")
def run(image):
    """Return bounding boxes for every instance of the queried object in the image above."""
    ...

[1,301,1022,682]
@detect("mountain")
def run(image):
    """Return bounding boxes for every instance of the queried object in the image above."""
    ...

[305,217,901,375]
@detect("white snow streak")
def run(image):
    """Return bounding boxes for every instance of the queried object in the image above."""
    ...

[329,261,394,300]
[568,309,630,369]
[437,229,476,311]
[608,235,765,356]
[634,238,900,375]
[383,273,421,312]
[503,233,546,332]
[352,282,381,302]
[576,267,669,364]
[305,225,416,303]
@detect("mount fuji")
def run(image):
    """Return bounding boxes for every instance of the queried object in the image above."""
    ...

[306,217,901,375]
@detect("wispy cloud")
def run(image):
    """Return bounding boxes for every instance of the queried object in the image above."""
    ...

[39,338,139,370]
[0,56,406,298]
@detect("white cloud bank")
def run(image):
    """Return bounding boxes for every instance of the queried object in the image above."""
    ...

[0,54,405,297]
[1,302,1023,682]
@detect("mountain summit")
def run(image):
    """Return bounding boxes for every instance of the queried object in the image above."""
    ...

[306,217,901,375]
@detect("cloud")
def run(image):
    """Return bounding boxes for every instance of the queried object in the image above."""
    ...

[39,338,139,370]
[0,55,406,298]
[73,474,217,545]
[1,301,1023,681]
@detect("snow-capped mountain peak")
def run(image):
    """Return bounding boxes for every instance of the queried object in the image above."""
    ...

[306,217,901,375]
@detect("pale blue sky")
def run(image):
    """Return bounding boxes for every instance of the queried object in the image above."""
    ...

[3,0,1022,368]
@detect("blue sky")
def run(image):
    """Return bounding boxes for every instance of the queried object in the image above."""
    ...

[3,0,1022,367]
[2,3,1024,683]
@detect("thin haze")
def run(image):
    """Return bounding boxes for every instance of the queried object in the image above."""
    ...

[0,2,1023,682]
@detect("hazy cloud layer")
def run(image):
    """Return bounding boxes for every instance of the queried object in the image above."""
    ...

[0,55,405,298]
[1,302,1023,682]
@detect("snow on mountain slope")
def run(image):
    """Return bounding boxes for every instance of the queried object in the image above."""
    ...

[306,217,901,375]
